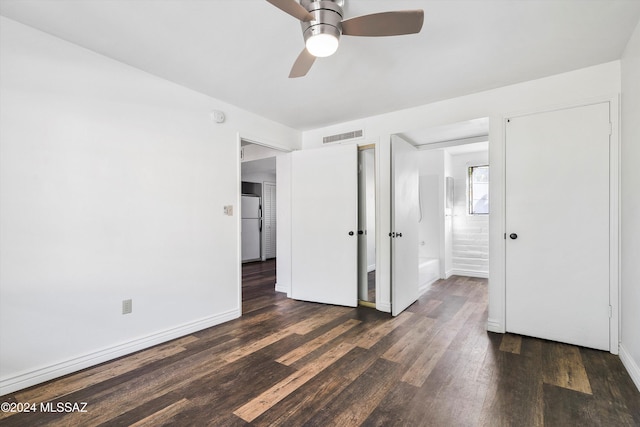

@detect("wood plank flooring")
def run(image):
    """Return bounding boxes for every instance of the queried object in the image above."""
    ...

[1,259,639,426]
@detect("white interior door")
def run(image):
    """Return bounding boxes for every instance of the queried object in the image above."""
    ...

[391,135,419,316]
[291,145,358,307]
[505,102,611,351]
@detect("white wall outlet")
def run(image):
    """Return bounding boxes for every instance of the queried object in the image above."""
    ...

[224,205,233,216]
[122,299,132,315]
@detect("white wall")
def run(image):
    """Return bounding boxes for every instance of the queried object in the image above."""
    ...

[241,170,276,185]
[620,18,640,390]
[417,150,443,258]
[451,151,489,278]
[302,61,621,331]
[241,144,282,162]
[0,17,300,394]
[417,149,447,277]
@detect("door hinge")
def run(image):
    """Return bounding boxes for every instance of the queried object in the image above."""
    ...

[609,122,613,136]
[608,305,613,318]
[504,233,506,240]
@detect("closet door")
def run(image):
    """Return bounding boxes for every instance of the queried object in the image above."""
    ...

[505,102,611,350]
[290,145,358,307]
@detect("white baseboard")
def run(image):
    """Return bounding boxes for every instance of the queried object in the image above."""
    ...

[619,344,640,392]
[376,301,391,313]
[418,278,438,297]
[451,269,489,279]
[0,308,240,396]
[487,318,505,333]
[274,282,289,294]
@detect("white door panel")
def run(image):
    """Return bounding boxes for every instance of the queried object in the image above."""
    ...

[391,135,419,316]
[291,145,358,307]
[505,102,610,350]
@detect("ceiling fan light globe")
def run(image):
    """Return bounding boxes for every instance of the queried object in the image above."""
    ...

[306,33,339,57]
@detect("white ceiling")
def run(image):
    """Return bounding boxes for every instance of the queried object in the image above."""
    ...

[401,117,489,145]
[1,0,639,131]
[242,156,277,177]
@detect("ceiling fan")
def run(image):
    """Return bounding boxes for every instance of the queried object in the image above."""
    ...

[266,0,424,78]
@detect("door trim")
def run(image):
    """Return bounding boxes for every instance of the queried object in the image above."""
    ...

[501,95,620,354]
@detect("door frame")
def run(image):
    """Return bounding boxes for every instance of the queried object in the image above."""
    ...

[501,95,620,354]
[237,133,292,315]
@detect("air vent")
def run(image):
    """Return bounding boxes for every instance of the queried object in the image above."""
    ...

[323,129,364,144]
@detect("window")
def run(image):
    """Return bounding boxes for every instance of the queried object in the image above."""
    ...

[469,165,489,214]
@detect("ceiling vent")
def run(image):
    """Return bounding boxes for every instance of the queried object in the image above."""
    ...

[323,129,364,144]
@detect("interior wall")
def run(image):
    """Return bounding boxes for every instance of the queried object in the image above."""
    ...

[621,18,640,390]
[418,171,440,261]
[451,151,490,278]
[417,149,445,274]
[417,176,440,260]
[301,60,621,329]
[241,171,276,186]
[0,17,300,394]
[275,154,292,295]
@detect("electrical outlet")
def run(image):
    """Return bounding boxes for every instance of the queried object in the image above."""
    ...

[122,299,132,315]
[224,205,233,216]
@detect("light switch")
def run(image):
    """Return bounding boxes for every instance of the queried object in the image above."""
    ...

[224,205,233,216]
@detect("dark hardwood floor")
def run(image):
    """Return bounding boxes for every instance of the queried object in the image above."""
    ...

[1,259,639,426]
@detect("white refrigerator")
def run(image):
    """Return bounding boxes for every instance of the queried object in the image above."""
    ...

[241,195,261,262]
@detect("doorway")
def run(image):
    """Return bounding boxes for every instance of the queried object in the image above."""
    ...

[505,102,612,351]
[392,118,490,315]
[240,138,290,311]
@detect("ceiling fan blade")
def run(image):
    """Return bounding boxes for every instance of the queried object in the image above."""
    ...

[341,10,424,37]
[289,48,316,78]
[266,0,314,22]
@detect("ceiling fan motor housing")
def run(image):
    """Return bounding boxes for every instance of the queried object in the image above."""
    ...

[300,0,343,45]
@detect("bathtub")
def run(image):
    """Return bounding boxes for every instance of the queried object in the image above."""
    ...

[419,257,440,295]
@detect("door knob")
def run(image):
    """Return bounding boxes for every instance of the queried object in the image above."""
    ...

[510,233,518,240]
[348,231,355,236]
[358,230,364,235]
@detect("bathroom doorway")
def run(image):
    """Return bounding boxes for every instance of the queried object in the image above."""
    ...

[397,118,490,299]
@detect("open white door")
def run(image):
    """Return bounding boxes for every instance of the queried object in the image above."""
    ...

[391,135,419,316]
[291,144,358,307]
[505,102,611,350]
